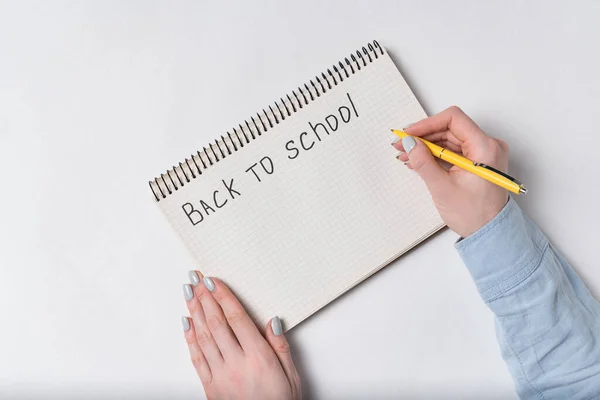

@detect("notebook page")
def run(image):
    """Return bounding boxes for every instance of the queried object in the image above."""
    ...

[159,52,444,329]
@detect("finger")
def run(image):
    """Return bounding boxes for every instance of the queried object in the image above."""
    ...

[405,106,487,142]
[182,316,212,385]
[403,157,453,171]
[391,136,404,151]
[422,130,463,148]
[402,136,451,194]
[396,152,408,162]
[420,130,452,144]
[398,140,461,162]
[394,130,462,153]
[431,139,463,153]
[265,317,300,389]
[183,283,223,366]
[203,275,265,353]
[190,271,243,360]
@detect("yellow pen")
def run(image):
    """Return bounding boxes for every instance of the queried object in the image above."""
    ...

[392,129,527,195]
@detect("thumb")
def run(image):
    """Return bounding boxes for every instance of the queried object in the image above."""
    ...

[402,136,449,192]
[266,317,299,386]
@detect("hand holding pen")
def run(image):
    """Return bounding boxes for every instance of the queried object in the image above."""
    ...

[392,106,515,238]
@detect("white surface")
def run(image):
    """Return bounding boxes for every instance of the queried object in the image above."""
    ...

[1,1,599,398]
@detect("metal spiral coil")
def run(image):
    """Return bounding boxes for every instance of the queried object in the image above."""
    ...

[150,40,384,201]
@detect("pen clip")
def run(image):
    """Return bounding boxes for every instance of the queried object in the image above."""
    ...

[473,162,524,187]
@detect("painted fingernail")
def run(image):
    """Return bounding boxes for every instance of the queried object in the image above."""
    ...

[391,137,400,145]
[402,136,416,153]
[183,284,194,301]
[395,152,404,160]
[272,316,283,336]
[188,270,200,286]
[203,277,215,292]
[403,122,415,129]
[182,316,190,332]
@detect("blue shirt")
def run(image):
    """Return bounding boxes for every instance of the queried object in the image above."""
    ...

[456,198,600,399]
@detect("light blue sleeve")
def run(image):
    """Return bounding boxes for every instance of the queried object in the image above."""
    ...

[455,198,600,399]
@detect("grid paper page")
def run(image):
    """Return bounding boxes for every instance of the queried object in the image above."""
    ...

[159,51,444,330]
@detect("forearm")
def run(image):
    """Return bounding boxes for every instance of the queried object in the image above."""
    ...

[456,198,600,399]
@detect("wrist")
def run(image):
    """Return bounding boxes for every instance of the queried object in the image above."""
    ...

[454,192,509,238]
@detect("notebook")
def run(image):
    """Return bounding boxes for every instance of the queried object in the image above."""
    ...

[149,41,444,330]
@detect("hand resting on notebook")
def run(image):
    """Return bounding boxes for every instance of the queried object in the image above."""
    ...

[182,270,301,400]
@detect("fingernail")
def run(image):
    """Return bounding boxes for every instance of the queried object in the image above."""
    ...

[182,316,190,332]
[183,284,194,301]
[403,122,415,129]
[203,277,215,292]
[402,136,416,153]
[272,316,283,336]
[188,270,200,286]
[391,137,400,145]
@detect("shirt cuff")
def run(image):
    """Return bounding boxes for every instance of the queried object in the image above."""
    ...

[455,197,548,303]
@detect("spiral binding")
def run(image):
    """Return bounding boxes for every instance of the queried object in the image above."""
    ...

[149,40,385,201]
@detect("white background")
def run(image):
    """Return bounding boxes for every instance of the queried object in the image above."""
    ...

[1,1,599,399]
